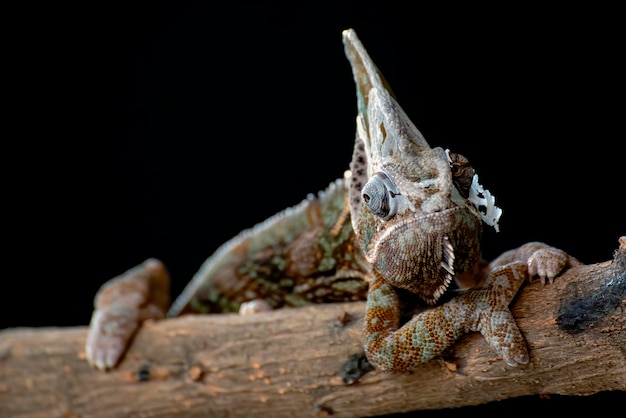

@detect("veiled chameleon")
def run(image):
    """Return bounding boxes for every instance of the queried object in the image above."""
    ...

[86,28,580,373]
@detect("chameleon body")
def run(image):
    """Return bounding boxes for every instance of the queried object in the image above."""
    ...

[86,29,580,373]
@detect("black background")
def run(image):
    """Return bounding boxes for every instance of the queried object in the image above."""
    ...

[4,1,623,414]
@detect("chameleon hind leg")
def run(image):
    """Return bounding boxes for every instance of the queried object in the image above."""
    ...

[489,241,582,285]
[84,257,274,371]
[85,258,170,371]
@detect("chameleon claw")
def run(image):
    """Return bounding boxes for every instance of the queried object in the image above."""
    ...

[86,342,119,371]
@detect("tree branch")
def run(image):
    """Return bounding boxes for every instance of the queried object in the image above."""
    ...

[1,238,624,418]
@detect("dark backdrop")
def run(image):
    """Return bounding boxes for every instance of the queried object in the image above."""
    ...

[4,2,622,413]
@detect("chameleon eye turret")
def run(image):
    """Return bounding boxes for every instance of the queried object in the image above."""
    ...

[361,172,399,220]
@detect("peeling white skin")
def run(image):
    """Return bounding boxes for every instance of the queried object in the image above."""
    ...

[445,148,502,232]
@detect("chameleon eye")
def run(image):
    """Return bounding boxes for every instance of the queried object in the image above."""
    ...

[447,152,475,198]
[361,172,399,220]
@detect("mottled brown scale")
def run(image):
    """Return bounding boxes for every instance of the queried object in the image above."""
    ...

[169,176,372,316]
[284,228,324,278]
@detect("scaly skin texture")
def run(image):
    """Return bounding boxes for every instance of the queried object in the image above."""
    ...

[85,29,581,373]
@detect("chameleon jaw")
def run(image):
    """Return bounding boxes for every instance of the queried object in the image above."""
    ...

[365,206,482,305]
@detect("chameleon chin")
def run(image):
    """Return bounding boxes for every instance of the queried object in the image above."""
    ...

[85,28,581,373]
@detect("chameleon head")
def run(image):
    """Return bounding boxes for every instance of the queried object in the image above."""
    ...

[343,29,499,304]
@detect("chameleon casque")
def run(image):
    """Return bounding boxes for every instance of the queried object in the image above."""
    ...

[86,29,580,373]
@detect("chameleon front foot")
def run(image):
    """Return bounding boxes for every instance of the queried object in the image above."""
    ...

[364,261,530,372]
[85,258,170,371]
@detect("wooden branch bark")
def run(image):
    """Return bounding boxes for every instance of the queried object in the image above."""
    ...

[2,239,624,418]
